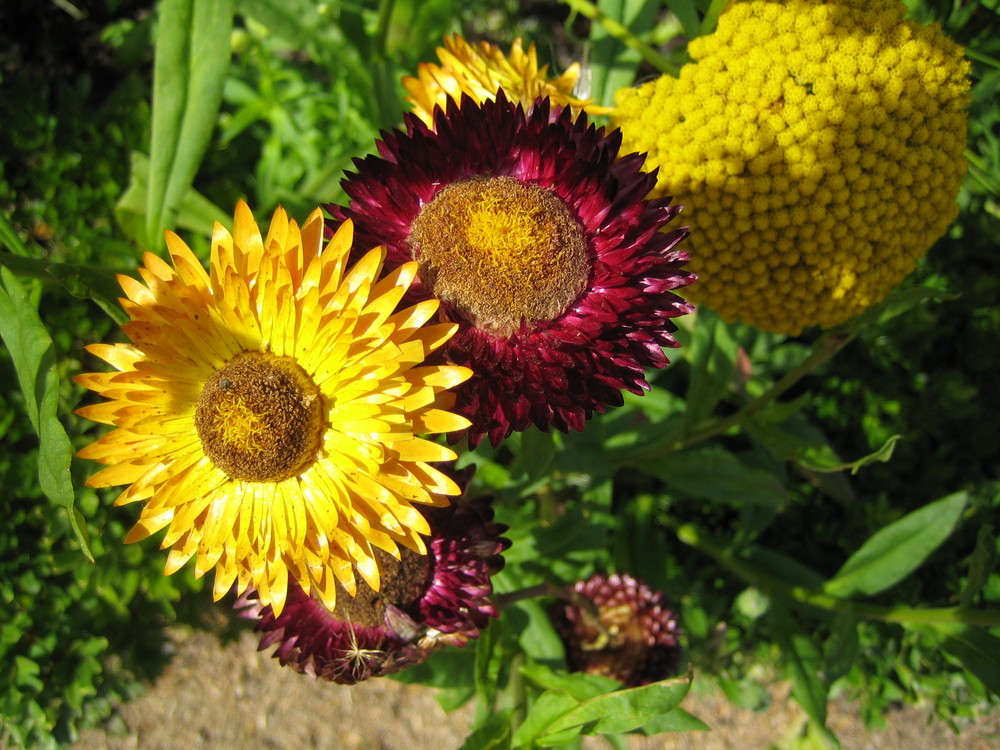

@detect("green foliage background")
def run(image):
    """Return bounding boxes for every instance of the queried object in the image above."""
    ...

[1,0,998,748]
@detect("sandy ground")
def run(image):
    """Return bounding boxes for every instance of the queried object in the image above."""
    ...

[67,628,1000,750]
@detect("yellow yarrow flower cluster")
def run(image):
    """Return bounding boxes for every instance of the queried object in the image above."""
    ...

[404,34,609,126]
[613,0,970,334]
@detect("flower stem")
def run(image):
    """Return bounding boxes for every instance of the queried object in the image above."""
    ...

[676,330,853,450]
[562,0,679,76]
[667,517,1000,628]
[373,0,396,59]
[619,329,854,468]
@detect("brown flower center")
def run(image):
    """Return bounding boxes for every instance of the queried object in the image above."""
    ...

[333,547,432,629]
[195,351,324,482]
[408,175,589,336]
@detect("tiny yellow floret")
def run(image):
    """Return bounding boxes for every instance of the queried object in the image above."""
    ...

[613,0,970,334]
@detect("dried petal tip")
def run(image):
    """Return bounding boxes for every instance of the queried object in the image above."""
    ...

[549,572,682,687]
[236,486,509,684]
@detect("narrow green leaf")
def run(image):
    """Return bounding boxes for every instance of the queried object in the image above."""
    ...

[664,0,700,39]
[823,611,860,686]
[118,152,232,247]
[823,492,968,598]
[0,268,92,559]
[932,624,1000,697]
[770,607,838,746]
[146,0,235,249]
[0,249,126,325]
[643,446,787,508]
[960,524,998,607]
[683,308,738,432]
[842,285,956,332]
[748,412,901,476]
[586,0,663,106]
[745,411,843,470]
[700,0,732,36]
[0,210,31,257]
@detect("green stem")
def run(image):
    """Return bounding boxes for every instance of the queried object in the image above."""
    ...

[682,330,852,448]
[373,0,396,60]
[562,0,679,76]
[965,47,1000,69]
[668,518,1000,628]
[621,329,854,467]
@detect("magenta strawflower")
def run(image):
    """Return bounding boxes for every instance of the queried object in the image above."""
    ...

[549,572,682,686]
[328,92,694,446]
[236,487,508,684]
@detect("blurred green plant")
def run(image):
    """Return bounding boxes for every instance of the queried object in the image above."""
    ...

[1,0,999,748]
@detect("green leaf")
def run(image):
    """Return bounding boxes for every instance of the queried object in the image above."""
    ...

[823,492,968,598]
[842,285,957,332]
[823,611,860,686]
[643,446,787,508]
[458,710,513,750]
[637,707,709,734]
[587,0,661,106]
[117,152,232,247]
[540,677,690,738]
[770,607,839,747]
[960,524,997,608]
[933,624,1000,697]
[512,691,582,748]
[146,0,235,250]
[521,662,620,701]
[682,308,738,433]
[814,434,902,475]
[0,268,91,558]
[664,0,700,39]
[748,411,902,476]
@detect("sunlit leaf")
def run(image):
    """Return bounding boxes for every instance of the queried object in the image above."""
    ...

[117,152,232,248]
[823,492,968,598]
[145,0,234,249]
[0,267,91,559]
[539,676,690,738]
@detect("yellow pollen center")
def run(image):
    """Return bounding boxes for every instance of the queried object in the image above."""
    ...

[408,175,589,335]
[195,352,324,483]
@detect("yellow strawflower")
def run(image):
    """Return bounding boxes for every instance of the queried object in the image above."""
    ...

[614,0,970,334]
[404,33,609,126]
[75,202,471,615]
